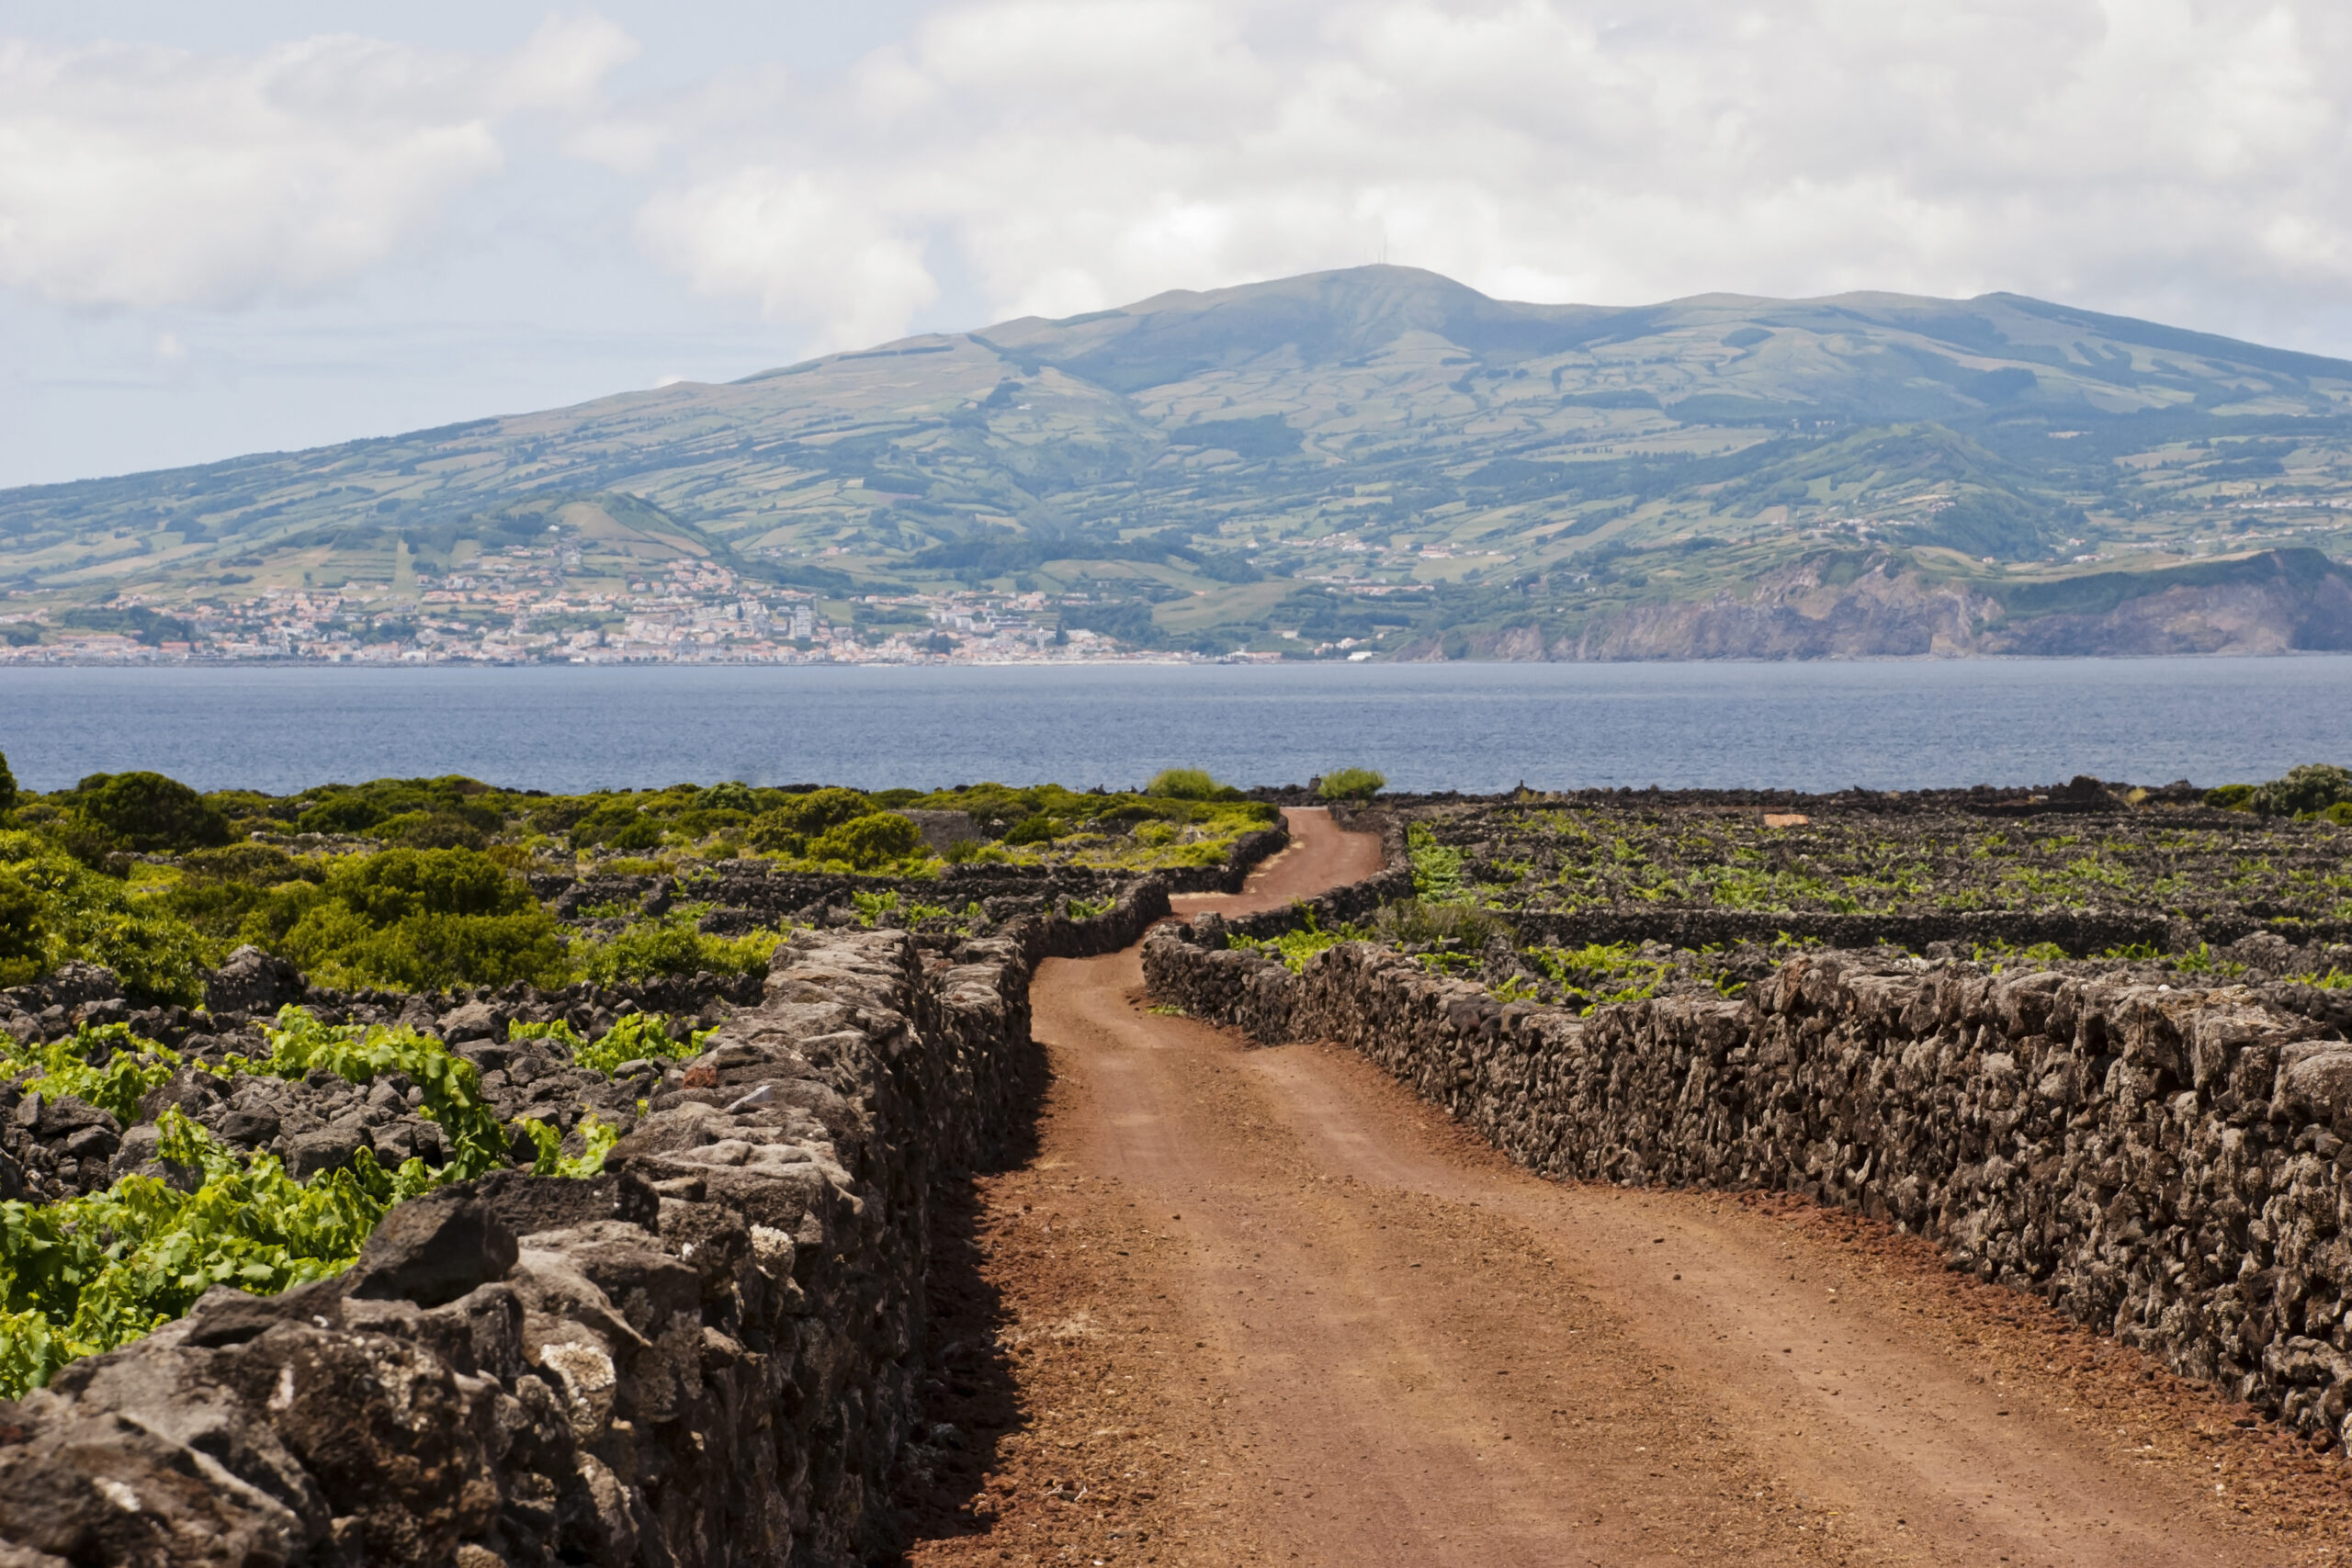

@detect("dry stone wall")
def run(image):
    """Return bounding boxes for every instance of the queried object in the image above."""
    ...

[0,882,1171,1567]
[537,817,1289,936]
[1144,921,2352,1448]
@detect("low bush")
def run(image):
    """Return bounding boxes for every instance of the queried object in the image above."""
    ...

[68,771,232,853]
[2252,763,2352,819]
[570,798,662,852]
[808,811,923,869]
[1407,822,1468,902]
[249,848,571,992]
[0,832,210,1004]
[178,843,301,885]
[377,811,490,851]
[261,1006,508,1174]
[295,777,502,838]
[1318,767,1386,801]
[745,787,875,854]
[574,913,783,984]
[0,870,42,985]
[1146,767,1238,801]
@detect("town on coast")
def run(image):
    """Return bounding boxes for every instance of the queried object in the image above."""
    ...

[0,548,1378,667]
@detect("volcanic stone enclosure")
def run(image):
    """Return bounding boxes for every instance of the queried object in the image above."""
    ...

[1143,808,2352,1450]
[9,794,2352,1565]
[0,882,1174,1568]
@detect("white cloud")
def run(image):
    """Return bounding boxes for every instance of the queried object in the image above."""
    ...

[636,167,939,351]
[617,0,2352,352]
[12,0,2352,404]
[0,17,635,313]
[499,14,639,113]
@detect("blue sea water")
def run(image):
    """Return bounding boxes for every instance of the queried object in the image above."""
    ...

[3,658,2350,795]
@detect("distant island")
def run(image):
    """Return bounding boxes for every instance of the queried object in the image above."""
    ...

[3,265,2349,665]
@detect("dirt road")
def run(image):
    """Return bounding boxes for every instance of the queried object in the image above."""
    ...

[905,809,2351,1566]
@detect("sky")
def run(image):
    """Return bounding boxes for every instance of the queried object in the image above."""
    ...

[6,0,2352,489]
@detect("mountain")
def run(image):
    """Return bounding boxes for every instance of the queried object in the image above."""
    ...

[5,265,2352,660]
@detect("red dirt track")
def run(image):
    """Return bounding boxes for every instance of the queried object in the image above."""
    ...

[904,809,2350,1566]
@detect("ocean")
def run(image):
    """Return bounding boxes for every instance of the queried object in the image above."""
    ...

[4,657,2350,795]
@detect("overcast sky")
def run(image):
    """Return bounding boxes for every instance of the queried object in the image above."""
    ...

[6,0,2351,488]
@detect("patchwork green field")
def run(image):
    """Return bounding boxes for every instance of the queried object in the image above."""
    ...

[1405,777,2352,926]
[1234,767,2352,1015]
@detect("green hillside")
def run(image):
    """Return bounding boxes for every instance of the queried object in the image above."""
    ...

[5,265,2351,657]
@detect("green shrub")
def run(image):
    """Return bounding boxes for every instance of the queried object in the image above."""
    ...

[0,833,210,1004]
[257,848,570,992]
[584,1012,711,1074]
[296,795,383,834]
[1146,768,1237,801]
[0,870,45,987]
[1519,942,1745,1012]
[323,848,526,923]
[377,811,489,851]
[2322,802,2352,826]
[568,797,659,851]
[575,914,782,984]
[1002,816,1058,846]
[1407,823,1468,902]
[70,772,232,852]
[158,848,315,946]
[746,787,874,852]
[2202,783,2255,811]
[201,790,287,836]
[808,811,923,869]
[602,818,663,852]
[1091,800,1177,827]
[699,781,757,813]
[179,843,302,885]
[0,750,16,814]
[1317,768,1386,801]
[2252,763,2352,818]
[295,779,503,838]
[673,807,750,840]
[506,1018,585,1051]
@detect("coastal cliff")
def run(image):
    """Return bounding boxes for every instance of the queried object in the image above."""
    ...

[1407,547,2352,661]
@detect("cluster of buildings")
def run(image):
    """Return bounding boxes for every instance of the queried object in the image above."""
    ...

[0,558,1189,666]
